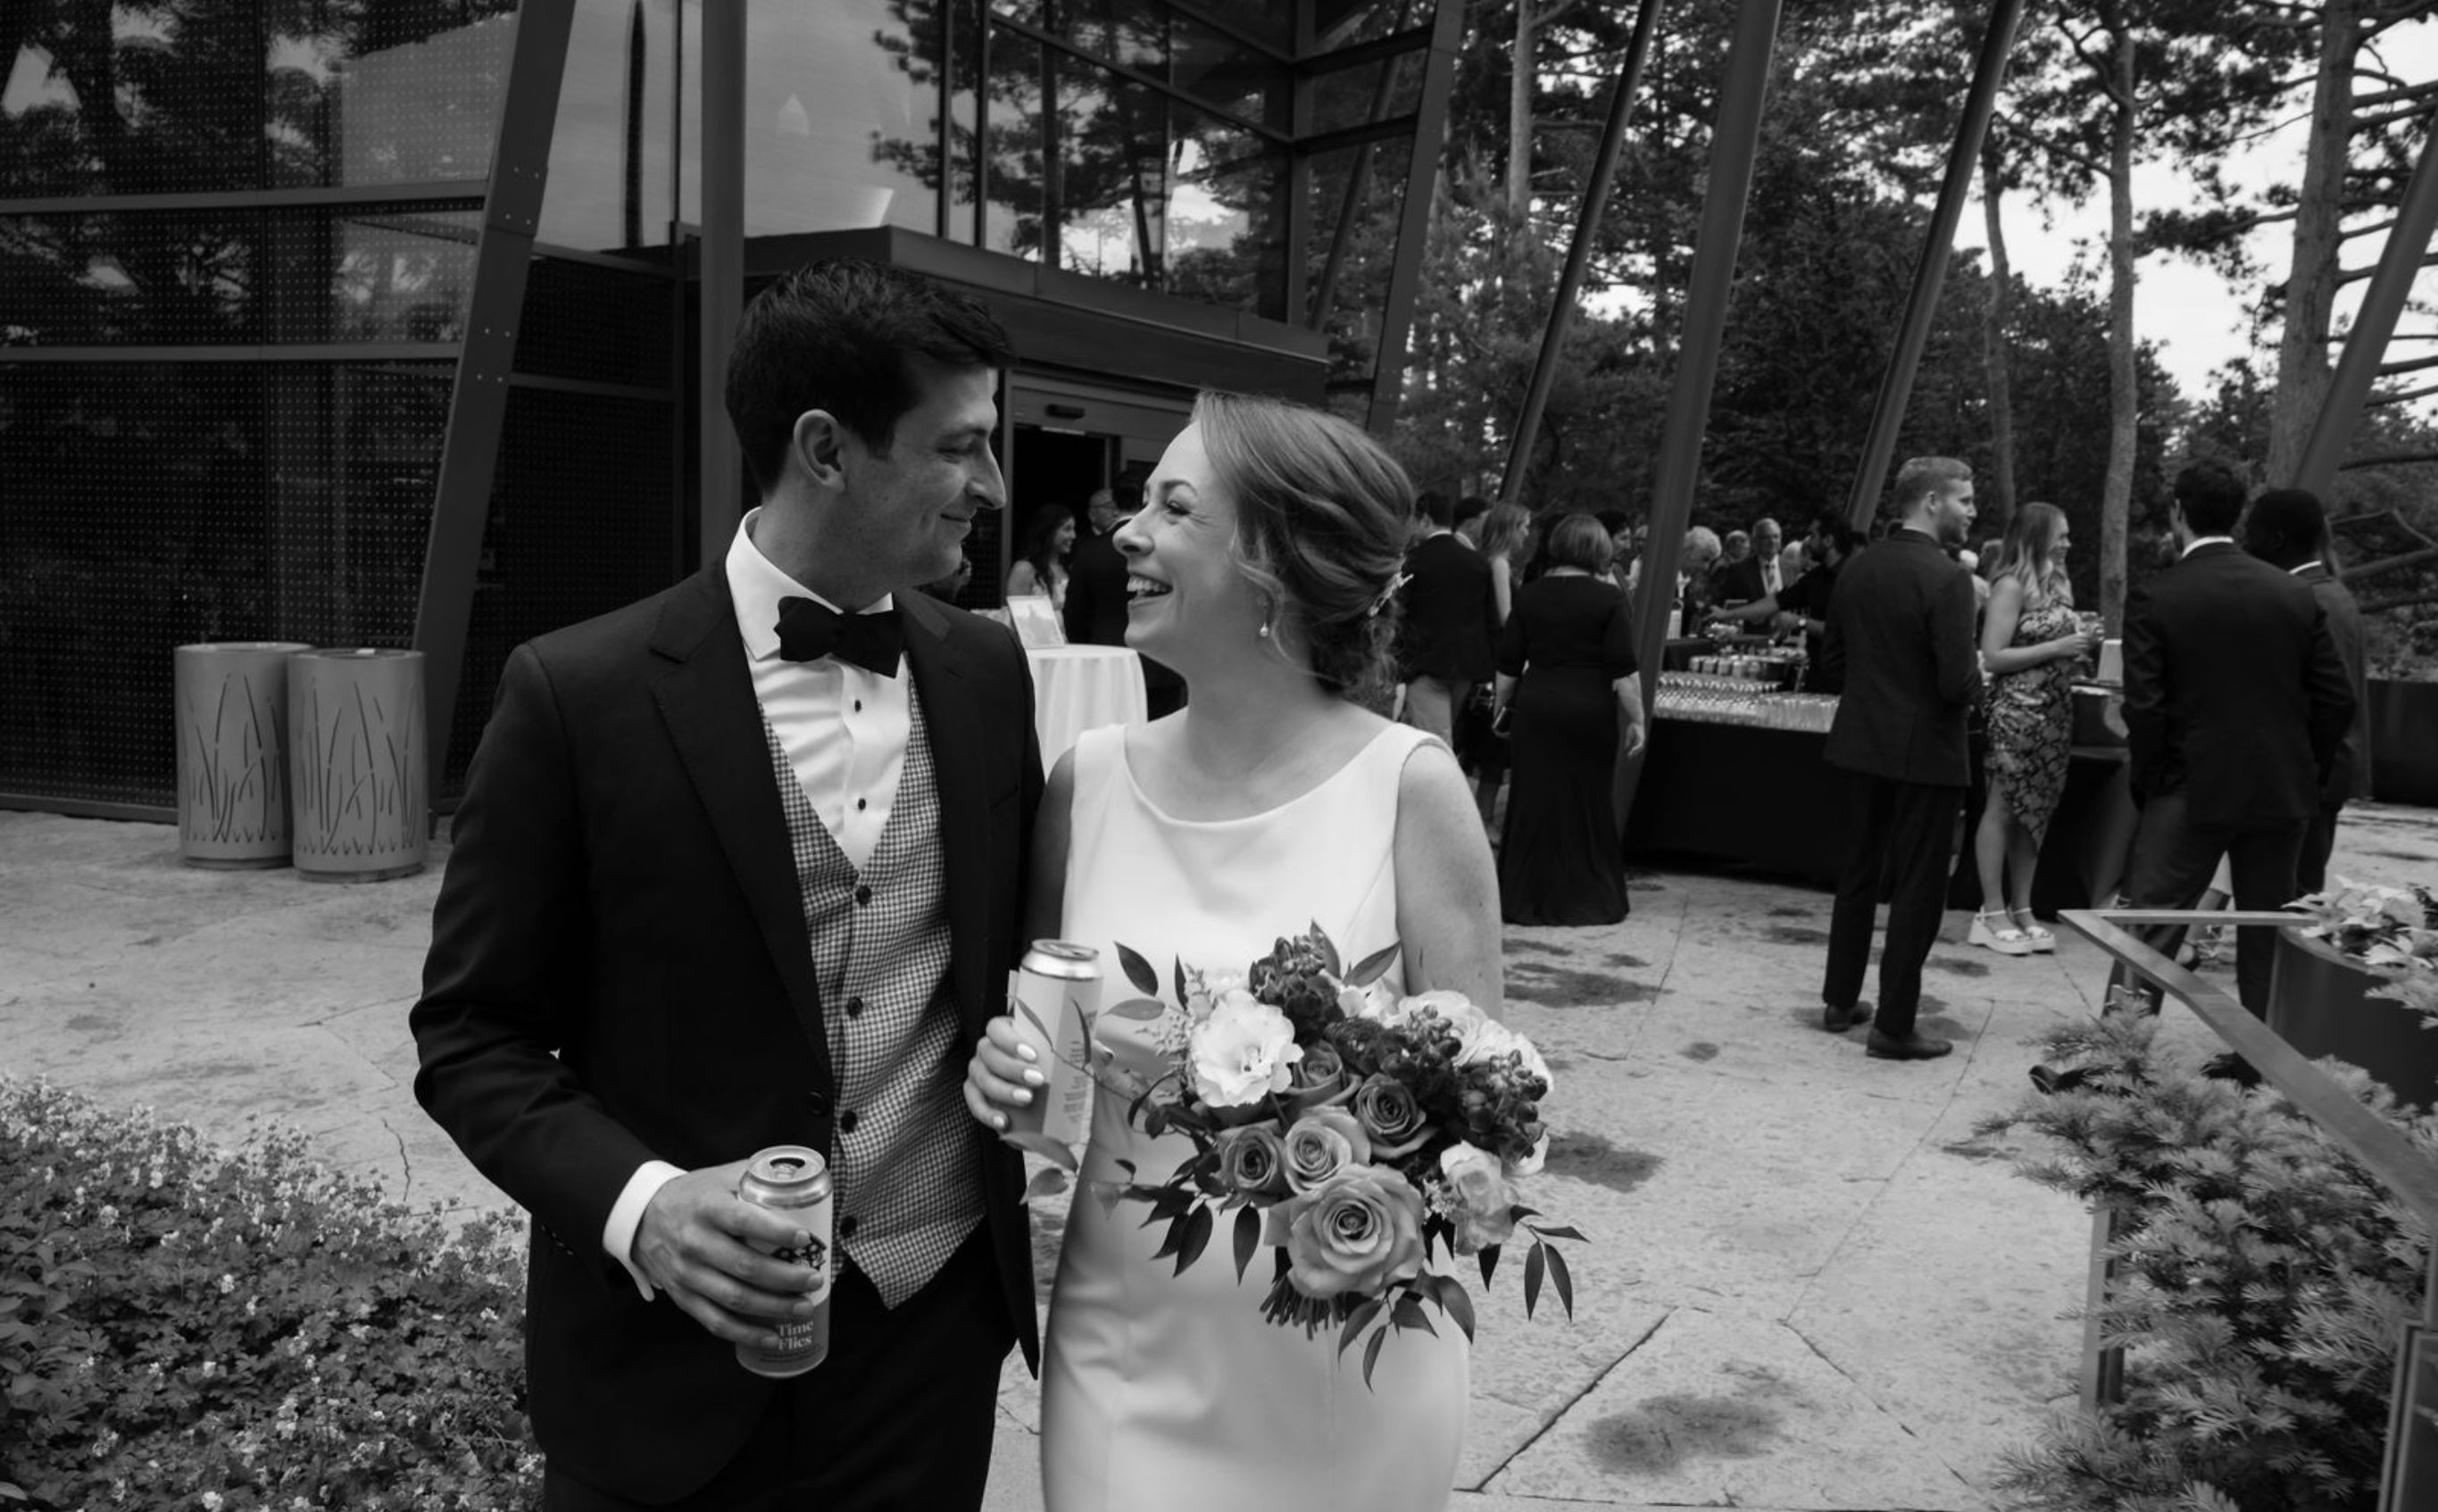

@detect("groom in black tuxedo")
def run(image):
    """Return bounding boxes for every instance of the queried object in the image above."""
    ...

[412,260,1043,1509]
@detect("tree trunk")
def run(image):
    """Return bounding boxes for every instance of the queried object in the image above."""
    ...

[2265,0,2359,486]
[2100,10,2137,633]
[1508,1,1535,219]
[1978,137,2018,535]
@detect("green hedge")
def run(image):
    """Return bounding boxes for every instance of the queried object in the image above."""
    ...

[0,1077,539,1510]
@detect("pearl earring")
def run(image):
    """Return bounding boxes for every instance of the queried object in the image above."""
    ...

[1257,622,1271,639]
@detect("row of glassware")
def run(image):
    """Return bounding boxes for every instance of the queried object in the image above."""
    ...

[1652,673,1841,733]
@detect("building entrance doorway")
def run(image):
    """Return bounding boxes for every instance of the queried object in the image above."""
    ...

[978,377,1191,611]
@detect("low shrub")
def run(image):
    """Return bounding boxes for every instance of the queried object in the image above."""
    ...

[1984,1013,2434,1512]
[0,1076,539,1510]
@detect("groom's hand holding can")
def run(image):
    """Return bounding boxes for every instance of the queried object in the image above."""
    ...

[630,1156,832,1352]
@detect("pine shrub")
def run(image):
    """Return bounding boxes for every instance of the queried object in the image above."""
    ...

[1981,1013,2434,1512]
[0,1076,538,1510]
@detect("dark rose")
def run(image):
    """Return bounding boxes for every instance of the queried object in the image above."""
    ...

[1286,1040,1349,1113]
[1349,1073,1431,1159]
[1213,1125,1291,1198]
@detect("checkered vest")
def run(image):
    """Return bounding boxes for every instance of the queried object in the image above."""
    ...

[761,688,982,1306]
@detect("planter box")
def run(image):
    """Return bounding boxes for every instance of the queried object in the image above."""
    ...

[2267,926,2438,1110]
[2369,678,2438,808]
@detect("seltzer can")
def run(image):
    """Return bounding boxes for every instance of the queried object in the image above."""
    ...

[1004,940,1103,1149]
[734,1144,834,1378]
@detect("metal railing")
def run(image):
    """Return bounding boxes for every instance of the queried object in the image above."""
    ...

[2061,907,2438,1512]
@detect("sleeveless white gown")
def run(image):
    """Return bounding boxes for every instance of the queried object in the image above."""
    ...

[1041,722,1469,1511]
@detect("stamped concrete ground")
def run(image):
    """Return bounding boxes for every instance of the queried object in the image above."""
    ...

[6,803,2435,1511]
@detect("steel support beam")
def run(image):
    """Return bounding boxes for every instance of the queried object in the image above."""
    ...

[412,0,576,789]
[2296,113,2438,497]
[1631,0,1780,710]
[698,0,746,566]
[1844,0,2026,528]
[1363,0,1461,435]
[1496,0,1662,507]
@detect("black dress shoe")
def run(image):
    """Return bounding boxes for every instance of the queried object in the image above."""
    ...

[1867,1030,1953,1061]
[2201,1052,2262,1088]
[1822,1001,1874,1033]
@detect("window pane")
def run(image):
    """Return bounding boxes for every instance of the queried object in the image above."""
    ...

[539,0,683,252]
[741,0,943,238]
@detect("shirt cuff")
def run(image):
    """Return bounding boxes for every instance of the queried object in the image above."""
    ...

[603,1159,686,1301]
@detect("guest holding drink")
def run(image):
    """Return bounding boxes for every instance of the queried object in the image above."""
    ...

[1967,503,2101,956]
[1493,513,1643,926]
[1007,505,1077,610]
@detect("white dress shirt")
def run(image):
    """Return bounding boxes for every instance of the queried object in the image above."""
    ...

[2180,534,2235,560]
[601,507,915,1296]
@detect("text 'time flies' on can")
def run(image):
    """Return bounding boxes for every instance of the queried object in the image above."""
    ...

[735,1144,834,1378]
[1003,940,1102,1149]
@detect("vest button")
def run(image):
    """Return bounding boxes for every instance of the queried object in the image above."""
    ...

[854,884,873,906]
[840,1109,859,1134]
[840,1215,859,1239]
[845,996,864,1018]
[807,1092,831,1118]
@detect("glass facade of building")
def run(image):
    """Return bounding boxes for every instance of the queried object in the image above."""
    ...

[2,0,1450,812]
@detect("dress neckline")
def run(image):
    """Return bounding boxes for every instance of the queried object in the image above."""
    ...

[1116,723,1406,830]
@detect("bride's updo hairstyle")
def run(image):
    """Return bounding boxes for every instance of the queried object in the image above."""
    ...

[1193,390,1413,702]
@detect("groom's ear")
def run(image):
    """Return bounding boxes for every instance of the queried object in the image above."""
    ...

[791,410,849,490]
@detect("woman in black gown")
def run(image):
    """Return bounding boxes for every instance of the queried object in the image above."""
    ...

[1492,513,1644,926]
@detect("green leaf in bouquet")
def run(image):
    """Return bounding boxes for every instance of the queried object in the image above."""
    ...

[1116,943,1161,998]
[1430,1275,1477,1343]
[1172,1206,1214,1276]
[1102,996,1168,1022]
[1543,1242,1576,1318]
[1002,1129,1078,1173]
[1361,1324,1389,1388]
[1023,1167,1070,1203]
[1013,998,1057,1048]
[1232,1204,1262,1283]
[1347,941,1402,988]
[1529,1224,1586,1242]
[1312,924,1342,977]
[1174,957,1192,1007]
[1337,1296,1385,1358]
[1150,1211,1189,1260]
[1508,1205,1540,1224]
[1477,1244,1500,1288]
[1524,1242,1546,1318]
[1390,1292,1437,1338]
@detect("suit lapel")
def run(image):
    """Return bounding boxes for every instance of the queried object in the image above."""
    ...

[901,592,994,1034]
[647,566,835,1082]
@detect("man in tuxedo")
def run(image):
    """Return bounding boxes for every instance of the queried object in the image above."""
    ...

[1712,517,1785,607]
[2108,463,2354,1031]
[412,259,1043,1510]
[1064,483,1184,718]
[1395,489,1497,744]
[1819,459,1983,1061]
[2243,486,2373,895]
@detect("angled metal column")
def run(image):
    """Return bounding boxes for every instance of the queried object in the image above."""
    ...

[1844,0,2025,528]
[2295,112,2438,497]
[1363,0,1462,435]
[1496,0,1662,506]
[412,0,578,782]
[1632,0,1781,702]
[698,0,747,565]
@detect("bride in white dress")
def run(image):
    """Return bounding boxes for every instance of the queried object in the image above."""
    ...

[963,392,1502,1511]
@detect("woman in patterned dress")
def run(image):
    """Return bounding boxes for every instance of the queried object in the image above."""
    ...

[1969,502,2101,955]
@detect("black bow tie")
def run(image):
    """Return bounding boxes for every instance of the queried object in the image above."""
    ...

[776,597,903,677]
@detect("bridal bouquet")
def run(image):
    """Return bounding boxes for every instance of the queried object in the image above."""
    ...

[1034,926,1580,1382]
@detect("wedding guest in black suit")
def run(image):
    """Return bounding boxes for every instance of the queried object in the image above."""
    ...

[1711,516,1785,607]
[412,260,1042,1510]
[1492,512,1643,925]
[1819,458,1983,1060]
[1396,490,1499,744]
[2243,486,2373,894]
[1065,484,1185,718]
[2106,463,2355,1039]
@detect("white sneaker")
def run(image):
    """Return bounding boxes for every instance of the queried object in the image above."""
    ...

[1968,910,2036,956]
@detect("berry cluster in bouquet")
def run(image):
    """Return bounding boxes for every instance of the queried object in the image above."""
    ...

[1101,926,1581,1383]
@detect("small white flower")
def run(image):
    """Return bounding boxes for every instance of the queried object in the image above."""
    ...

[217,1273,235,1294]
[203,1491,225,1510]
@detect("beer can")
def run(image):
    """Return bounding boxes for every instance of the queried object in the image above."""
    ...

[1004,941,1102,1149]
[735,1144,834,1378]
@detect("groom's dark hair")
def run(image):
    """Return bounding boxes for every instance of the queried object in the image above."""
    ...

[728,258,1015,494]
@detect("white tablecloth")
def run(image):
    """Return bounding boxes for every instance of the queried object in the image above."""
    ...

[1027,645,1149,768]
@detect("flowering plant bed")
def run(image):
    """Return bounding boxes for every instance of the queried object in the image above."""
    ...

[0,1078,537,1511]
[1023,926,1580,1384]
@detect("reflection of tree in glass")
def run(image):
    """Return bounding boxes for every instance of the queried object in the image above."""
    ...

[870,3,1277,310]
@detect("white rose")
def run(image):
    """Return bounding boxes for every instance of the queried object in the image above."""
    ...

[1189,993,1303,1107]
[1338,978,1396,1022]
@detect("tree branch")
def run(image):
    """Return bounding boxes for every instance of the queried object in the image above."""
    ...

[2366,379,2438,408]
[2352,79,2438,111]
[2337,253,2438,285]
[2342,546,2438,585]
[2378,355,2438,378]
[2340,452,2438,470]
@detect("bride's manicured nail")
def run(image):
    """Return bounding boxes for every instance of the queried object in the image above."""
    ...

[993,1113,1008,1130]
[1024,1068,1046,1086]
[1014,1088,1033,1104]
[1018,1044,1039,1062]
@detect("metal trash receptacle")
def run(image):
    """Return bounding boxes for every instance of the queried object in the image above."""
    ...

[287,647,428,882]
[174,642,312,868]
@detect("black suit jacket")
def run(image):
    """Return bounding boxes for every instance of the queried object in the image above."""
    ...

[411,566,1042,1500]
[1822,530,1981,785]
[1063,526,1179,698]
[1712,555,1772,607]
[2122,542,2353,826]
[1396,532,1498,684]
